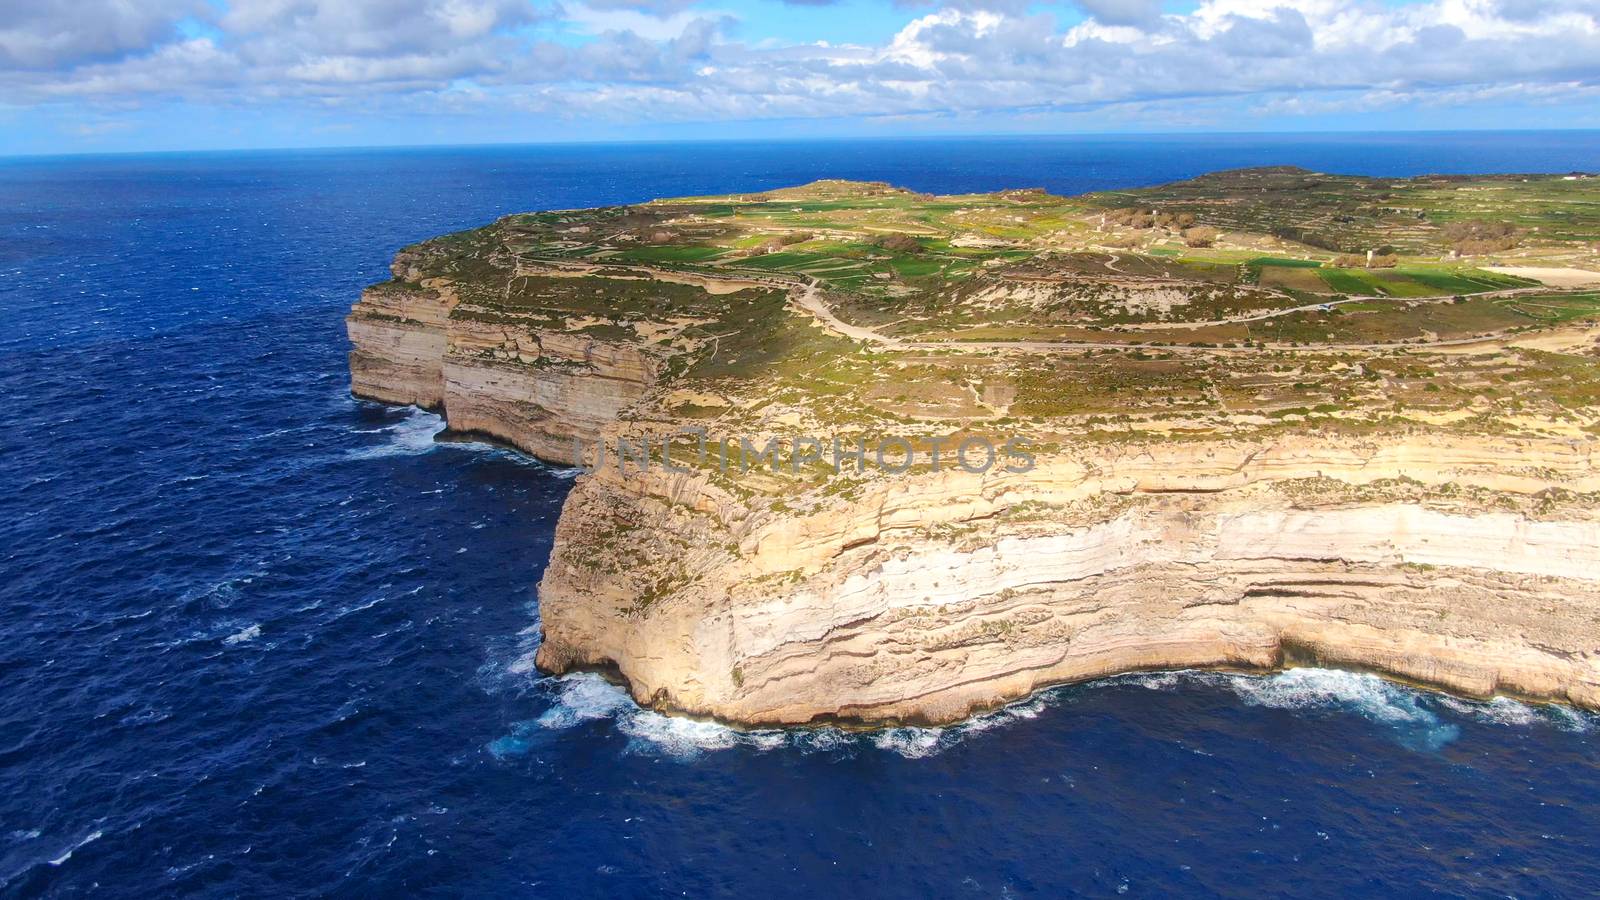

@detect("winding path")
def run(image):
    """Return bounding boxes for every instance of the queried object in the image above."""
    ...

[789,277,1597,357]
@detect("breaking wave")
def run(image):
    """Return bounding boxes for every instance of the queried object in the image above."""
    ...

[1126,667,1600,746]
[1225,667,1461,750]
[499,666,1600,762]
[492,672,1058,761]
[346,407,444,459]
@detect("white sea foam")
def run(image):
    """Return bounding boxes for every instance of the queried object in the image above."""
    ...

[347,407,444,459]
[431,432,585,476]
[525,673,787,759]
[1132,667,1462,750]
[1233,668,1460,748]
[1549,705,1597,733]
[1436,695,1541,727]
[1227,668,1425,720]
[535,673,636,729]
[49,830,103,866]
[1437,694,1600,732]
[506,662,1600,762]
[871,727,944,759]
[1125,671,1189,691]
[223,624,261,645]
[517,670,1063,761]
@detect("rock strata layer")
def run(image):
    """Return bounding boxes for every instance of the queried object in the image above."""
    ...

[348,250,660,464]
[532,436,1600,724]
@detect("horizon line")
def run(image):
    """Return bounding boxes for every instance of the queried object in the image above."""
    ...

[4,127,1600,164]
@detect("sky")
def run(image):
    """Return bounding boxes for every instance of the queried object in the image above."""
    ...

[1,0,1599,155]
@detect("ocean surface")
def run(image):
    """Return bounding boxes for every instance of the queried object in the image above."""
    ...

[3,133,1600,897]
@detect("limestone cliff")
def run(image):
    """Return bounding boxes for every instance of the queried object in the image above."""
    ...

[348,177,1600,726]
[348,252,668,464]
[535,436,1600,725]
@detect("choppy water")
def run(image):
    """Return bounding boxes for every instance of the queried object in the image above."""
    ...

[3,135,1600,897]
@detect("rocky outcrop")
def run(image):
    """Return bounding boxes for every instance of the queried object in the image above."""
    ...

[439,320,659,464]
[346,275,456,408]
[346,262,660,465]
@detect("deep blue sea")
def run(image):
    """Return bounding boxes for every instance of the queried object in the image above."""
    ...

[4,133,1600,897]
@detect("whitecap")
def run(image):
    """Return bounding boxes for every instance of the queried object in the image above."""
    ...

[535,673,635,729]
[790,728,856,755]
[1437,695,1599,733]
[428,432,584,476]
[1548,705,1596,733]
[1227,667,1460,750]
[617,713,745,758]
[871,727,944,759]
[526,672,787,760]
[474,609,544,696]
[515,665,1600,762]
[961,693,1051,733]
[223,624,261,645]
[346,407,444,460]
[1436,695,1541,727]
[1124,671,1189,691]
[49,829,103,866]
[511,665,1076,761]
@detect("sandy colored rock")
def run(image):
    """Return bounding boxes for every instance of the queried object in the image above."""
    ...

[348,175,1600,726]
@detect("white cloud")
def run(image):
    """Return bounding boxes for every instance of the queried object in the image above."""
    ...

[2,0,1598,129]
[0,0,203,68]
[1073,0,1163,27]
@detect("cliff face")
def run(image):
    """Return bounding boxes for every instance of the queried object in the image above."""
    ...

[346,264,455,408]
[438,322,658,464]
[533,435,1600,725]
[347,254,661,464]
[349,180,1600,727]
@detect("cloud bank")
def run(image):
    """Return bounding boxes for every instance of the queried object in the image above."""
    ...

[2,0,1598,134]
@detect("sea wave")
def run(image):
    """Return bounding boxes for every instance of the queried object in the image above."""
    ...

[1226,667,1461,750]
[505,666,1600,762]
[1127,667,1600,744]
[506,671,1059,761]
[49,829,104,867]
[346,407,444,459]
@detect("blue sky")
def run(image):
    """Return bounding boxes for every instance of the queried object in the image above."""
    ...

[2,0,1598,155]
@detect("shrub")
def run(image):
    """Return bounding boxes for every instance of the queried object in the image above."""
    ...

[761,231,814,251]
[871,233,923,254]
[1440,220,1521,255]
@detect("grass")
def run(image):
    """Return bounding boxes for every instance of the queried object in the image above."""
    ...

[1498,291,1600,322]
[1250,256,1325,268]
[610,245,730,264]
[1317,268,1372,294]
